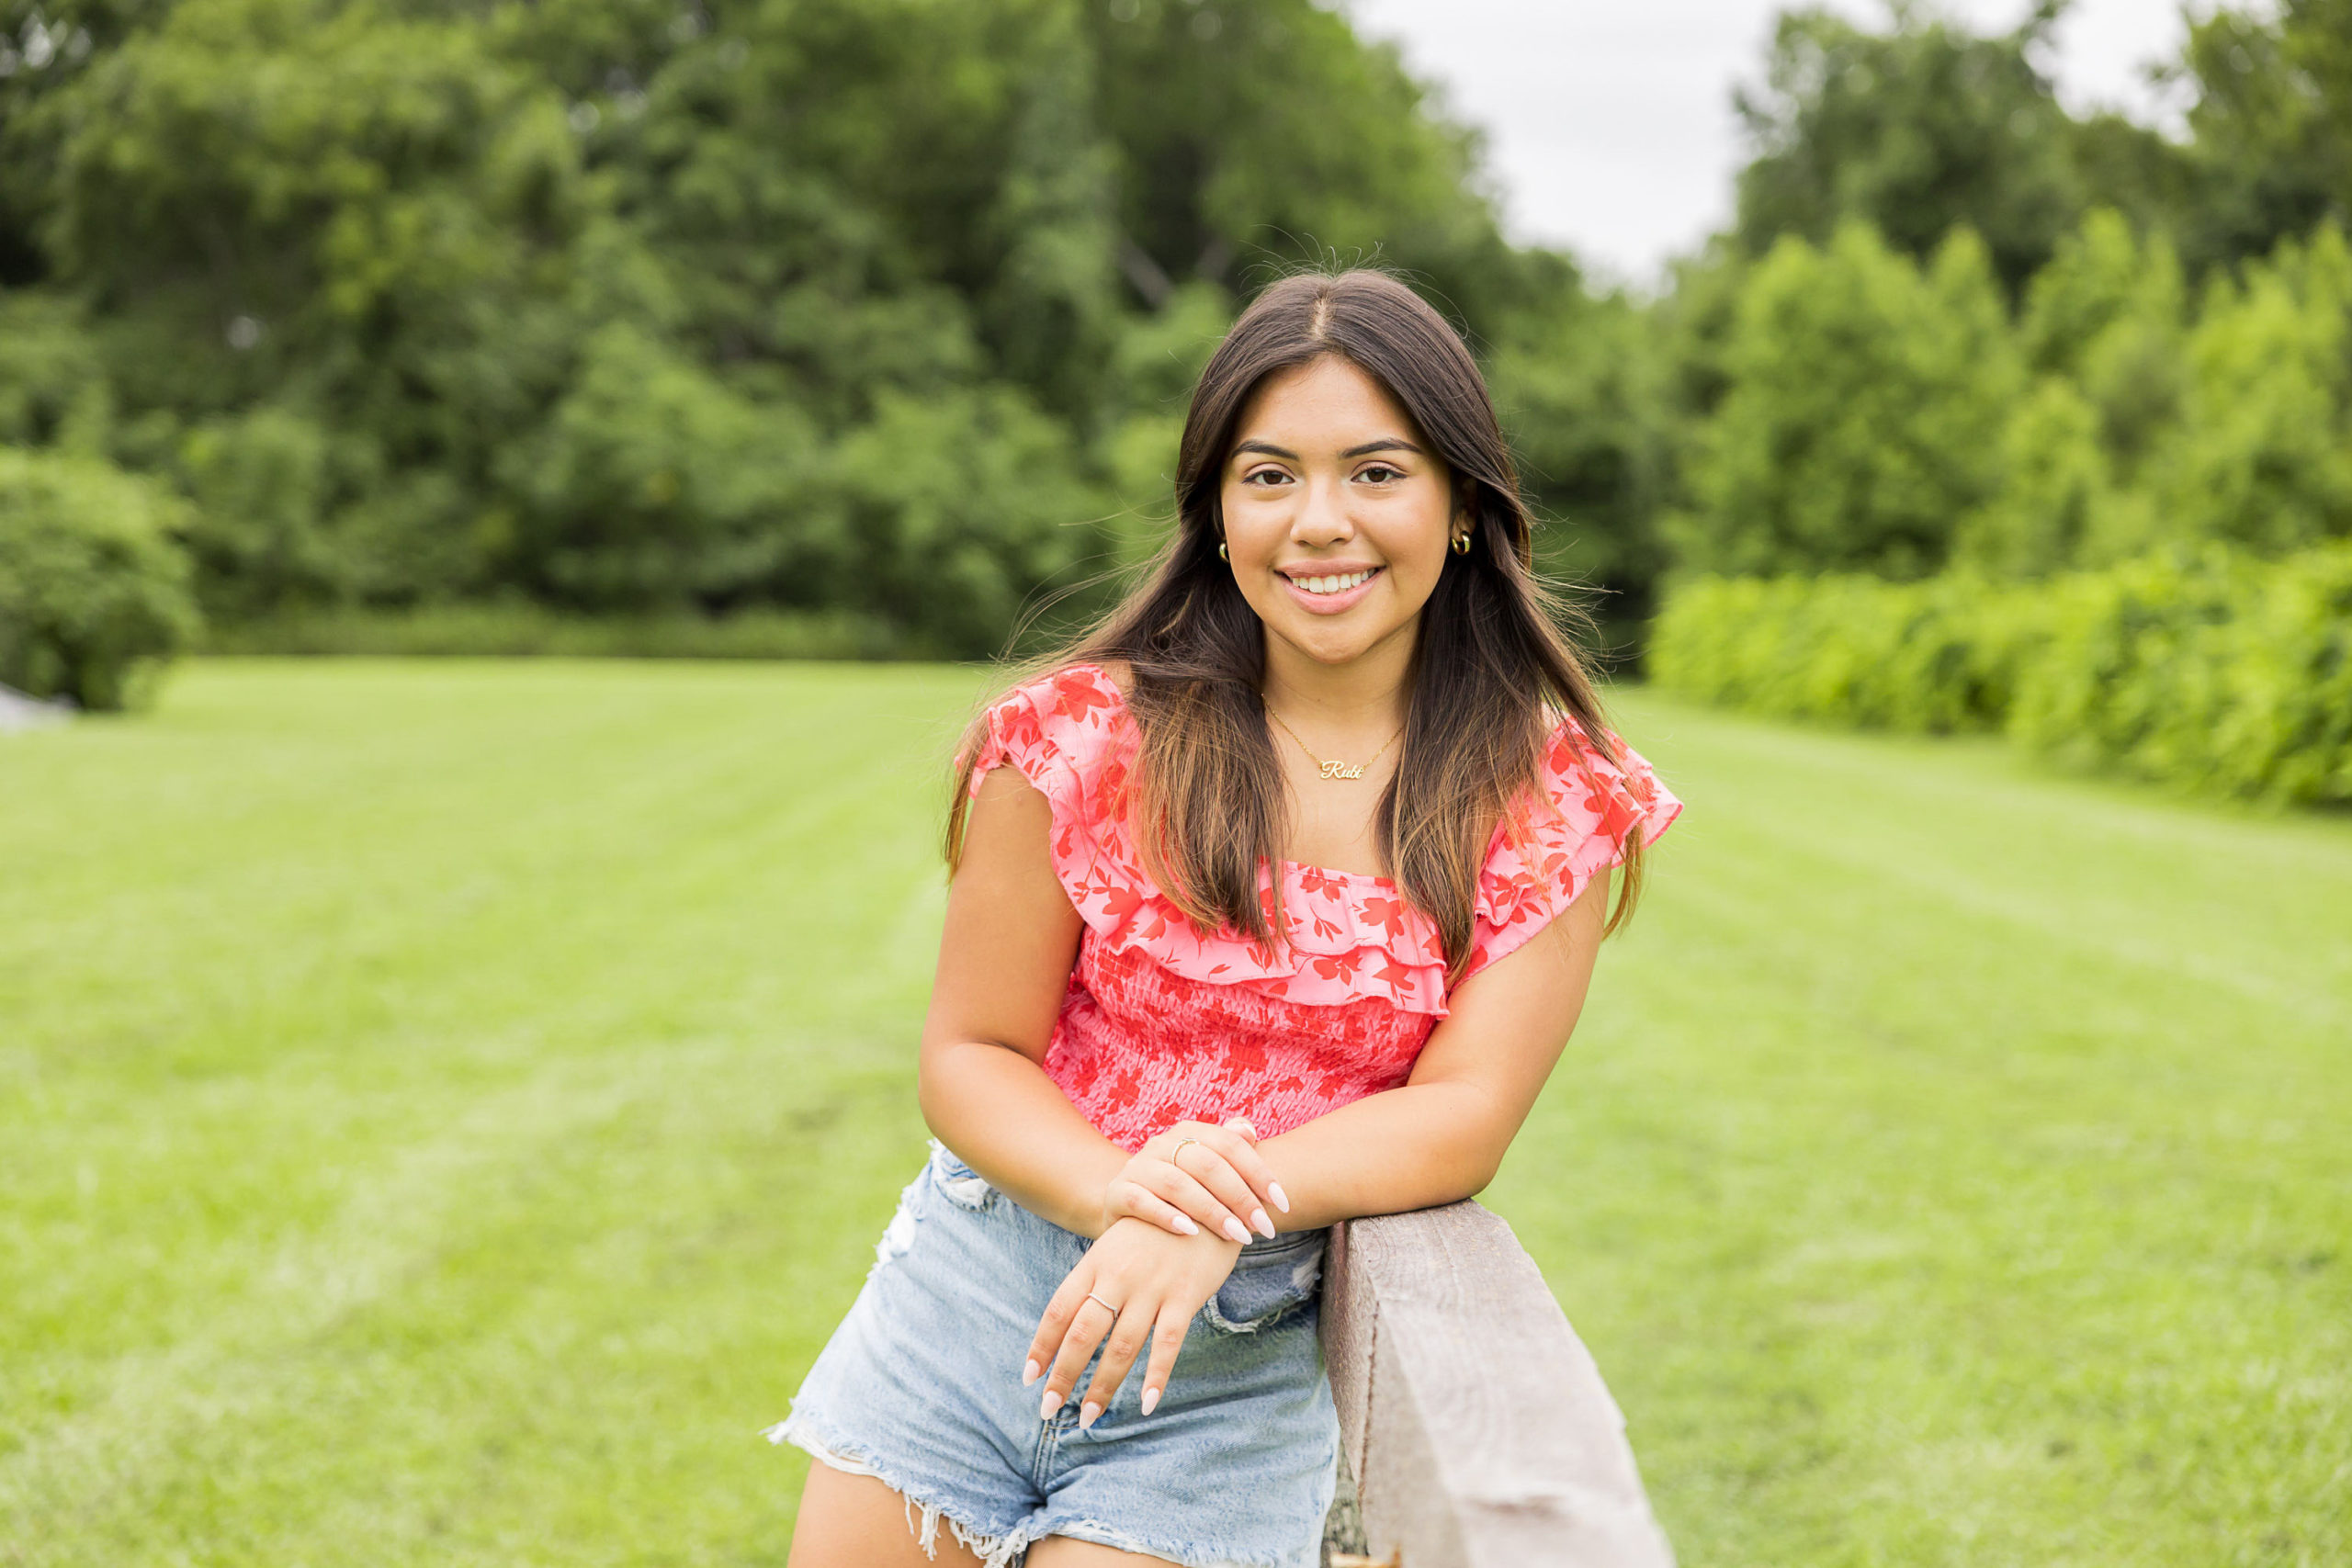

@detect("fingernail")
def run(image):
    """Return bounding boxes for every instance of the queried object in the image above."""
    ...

[1269,1182,1290,1213]
[1252,1207,1275,1238]
[1141,1386,1161,1415]
[1080,1401,1102,1429]
[1039,1390,1063,1420]
[1171,1214,1198,1235]
[1222,1217,1251,1245]
[1022,1359,1041,1386]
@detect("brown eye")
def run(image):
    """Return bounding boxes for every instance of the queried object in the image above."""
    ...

[1358,465,1403,484]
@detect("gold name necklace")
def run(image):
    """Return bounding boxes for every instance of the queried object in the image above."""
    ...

[1262,704,1403,781]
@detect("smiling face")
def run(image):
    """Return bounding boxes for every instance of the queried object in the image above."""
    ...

[1218,354,1464,670]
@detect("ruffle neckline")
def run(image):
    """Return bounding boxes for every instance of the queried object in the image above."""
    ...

[1459,699,1684,986]
[960,662,1680,1018]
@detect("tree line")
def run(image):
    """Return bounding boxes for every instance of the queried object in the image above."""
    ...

[1640,1,2352,806]
[0,0,1546,683]
[6,0,2352,709]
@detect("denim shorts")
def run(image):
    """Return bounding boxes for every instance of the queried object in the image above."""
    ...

[765,1141,1339,1568]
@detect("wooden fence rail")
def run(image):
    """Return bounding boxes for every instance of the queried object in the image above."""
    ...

[1317,1201,1677,1568]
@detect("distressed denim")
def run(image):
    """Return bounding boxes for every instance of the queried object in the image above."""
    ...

[765,1141,1339,1568]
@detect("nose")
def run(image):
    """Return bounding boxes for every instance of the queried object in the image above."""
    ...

[1294,473,1355,545]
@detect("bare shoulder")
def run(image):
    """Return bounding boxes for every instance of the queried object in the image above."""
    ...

[1091,656,1136,697]
[972,760,1046,805]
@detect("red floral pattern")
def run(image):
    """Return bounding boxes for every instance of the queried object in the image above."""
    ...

[958,662,1682,1150]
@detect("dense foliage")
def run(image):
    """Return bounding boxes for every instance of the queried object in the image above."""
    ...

[2012,544,2352,803]
[1652,544,2352,807]
[1727,2,2165,294]
[1650,1,2352,601]
[1672,223,2018,581]
[1647,4,2352,807]
[1671,211,2352,585]
[0,447,199,707]
[5,0,2352,696]
[0,0,1580,655]
[1648,571,2036,736]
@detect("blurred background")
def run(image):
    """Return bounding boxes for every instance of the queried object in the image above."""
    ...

[3,1,2346,1563]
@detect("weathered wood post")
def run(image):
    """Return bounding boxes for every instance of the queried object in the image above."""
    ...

[1318,1201,1676,1568]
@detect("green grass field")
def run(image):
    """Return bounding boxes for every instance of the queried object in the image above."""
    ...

[3,660,2345,1566]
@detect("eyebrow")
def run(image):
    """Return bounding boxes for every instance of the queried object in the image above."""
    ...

[1232,437,1427,461]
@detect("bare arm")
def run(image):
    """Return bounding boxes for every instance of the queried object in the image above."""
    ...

[1250,860,1616,1232]
[916,763,1125,1235]
[925,760,1259,1426]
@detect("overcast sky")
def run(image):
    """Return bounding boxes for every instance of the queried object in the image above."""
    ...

[1343,0,2202,288]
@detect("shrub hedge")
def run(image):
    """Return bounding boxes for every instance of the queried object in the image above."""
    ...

[0,449,200,710]
[198,604,916,661]
[1649,544,2352,807]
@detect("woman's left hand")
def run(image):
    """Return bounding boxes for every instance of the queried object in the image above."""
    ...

[1022,1215,1243,1428]
[1099,1114,1286,1245]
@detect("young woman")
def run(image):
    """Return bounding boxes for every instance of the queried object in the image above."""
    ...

[768,268,1683,1568]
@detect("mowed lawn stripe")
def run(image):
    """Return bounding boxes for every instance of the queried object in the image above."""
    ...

[2,660,980,1566]
[1493,691,2349,1567]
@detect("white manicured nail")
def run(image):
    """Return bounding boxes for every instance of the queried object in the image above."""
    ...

[1222,1217,1250,1245]
[1080,1401,1102,1429]
[1039,1389,1062,1420]
[1141,1386,1161,1415]
[1251,1208,1275,1238]
[1269,1182,1290,1213]
[1171,1213,1198,1235]
[1022,1359,1041,1386]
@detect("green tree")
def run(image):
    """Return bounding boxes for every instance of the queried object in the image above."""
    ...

[1487,256,1674,640]
[1953,377,2113,578]
[2165,0,2352,273]
[495,321,822,610]
[2018,209,2187,488]
[1730,1,2179,294]
[0,288,110,452]
[2153,224,2352,555]
[1083,0,1522,336]
[0,446,199,708]
[1949,208,2193,577]
[829,385,1103,656]
[176,405,345,615]
[1674,221,2022,580]
[0,0,1611,650]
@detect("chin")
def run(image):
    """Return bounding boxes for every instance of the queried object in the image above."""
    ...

[1285,624,1392,666]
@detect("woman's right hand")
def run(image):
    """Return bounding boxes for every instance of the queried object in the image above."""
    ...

[1024,1215,1244,1426]
[1097,1116,1290,1244]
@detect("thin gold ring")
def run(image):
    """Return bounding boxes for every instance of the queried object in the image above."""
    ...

[1083,1291,1120,1314]
[1170,1136,1202,1163]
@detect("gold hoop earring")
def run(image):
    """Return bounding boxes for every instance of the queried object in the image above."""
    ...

[1451,531,1471,555]
[1217,539,1229,562]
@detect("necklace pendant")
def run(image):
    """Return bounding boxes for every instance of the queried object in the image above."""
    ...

[1318,759,1365,780]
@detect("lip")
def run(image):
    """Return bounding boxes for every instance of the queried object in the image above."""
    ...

[1279,563,1385,615]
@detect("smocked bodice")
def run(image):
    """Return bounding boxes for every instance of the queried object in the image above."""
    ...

[958,662,1681,1151]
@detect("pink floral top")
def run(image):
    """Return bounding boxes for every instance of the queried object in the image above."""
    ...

[959,662,1683,1152]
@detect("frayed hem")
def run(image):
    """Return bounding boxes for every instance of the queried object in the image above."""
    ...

[1044,1515,1303,1568]
[762,1413,1038,1568]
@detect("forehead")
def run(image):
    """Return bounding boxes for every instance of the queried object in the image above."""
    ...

[1229,355,1422,451]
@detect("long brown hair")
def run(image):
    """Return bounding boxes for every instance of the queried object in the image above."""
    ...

[945,266,1647,985]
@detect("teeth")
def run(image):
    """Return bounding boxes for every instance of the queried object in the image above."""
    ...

[1297,569,1374,595]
